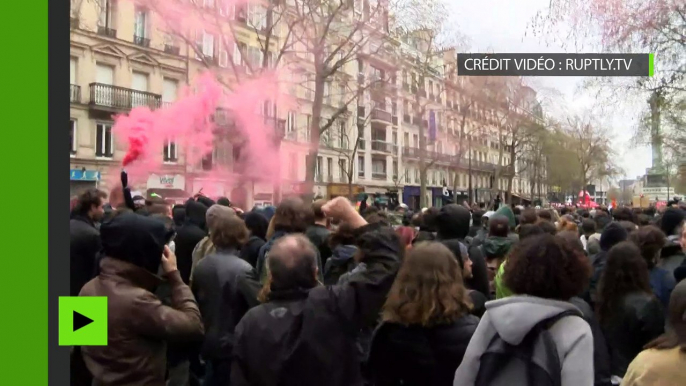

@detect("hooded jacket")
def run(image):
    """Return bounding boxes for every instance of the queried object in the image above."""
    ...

[494,206,519,243]
[323,245,358,285]
[175,200,209,284]
[436,205,490,298]
[80,213,204,386]
[453,296,594,386]
[239,235,266,268]
[482,236,514,259]
[659,235,685,277]
[306,224,332,267]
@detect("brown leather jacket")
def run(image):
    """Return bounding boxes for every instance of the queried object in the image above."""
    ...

[80,257,204,386]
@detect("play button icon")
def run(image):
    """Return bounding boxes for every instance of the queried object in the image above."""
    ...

[73,311,94,332]
[59,296,108,346]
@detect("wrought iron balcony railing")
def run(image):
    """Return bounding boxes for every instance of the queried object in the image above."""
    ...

[97,26,117,38]
[133,35,150,48]
[89,83,162,110]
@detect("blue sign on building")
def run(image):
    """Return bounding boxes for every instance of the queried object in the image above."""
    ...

[70,169,101,181]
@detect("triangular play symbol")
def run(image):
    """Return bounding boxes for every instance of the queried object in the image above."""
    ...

[73,311,94,332]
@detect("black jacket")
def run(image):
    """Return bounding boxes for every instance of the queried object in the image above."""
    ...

[239,236,265,268]
[569,297,612,386]
[600,292,664,377]
[175,200,208,284]
[436,205,490,299]
[231,224,401,386]
[191,248,253,360]
[70,215,101,296]
[306,224,332,267]
[323,245,358,285]
[368,315,479,386]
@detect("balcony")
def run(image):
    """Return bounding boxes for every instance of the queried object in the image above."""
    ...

[372,172,387,180]
[164,44,181,55]
[133,35,151,48]
[371,140,396,154]
[97,26,117,38]
[358,139,366,150]
[89,83,162,111]
[371,108,392,124]
[70,84,81,103]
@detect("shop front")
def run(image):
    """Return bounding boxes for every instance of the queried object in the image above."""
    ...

[146,174,188,204]
[70,169,101,197]
[253,182,274,208]
[327,183,364,200]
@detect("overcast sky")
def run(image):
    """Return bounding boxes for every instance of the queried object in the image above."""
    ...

[448,0,653,181]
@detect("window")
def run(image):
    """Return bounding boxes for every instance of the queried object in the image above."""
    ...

[304,114,311,142]
[372,157,386,173]
[70,57,76,85]
[315,156,323,181]
[218,44,229,67]
[339,121,346,149]
[131,72,149,107]
[70,119,77,155]
[358,156,365,177]
[327,158,333,180]
[163,139,177,162]
[339,159,347,180]
[96,123,113,158]
[403,132,409,147]
[162,78,178,104]
[338,84,346,106]
[289,153,297,179]
[392,160,398,179]
[233,42,242,65]
[392,131,398,145]
[195,30,214,60]
[247,46,262,68]
[414,168,419,183]
[286,111,296,139]
[412,134,418,147]
[247,3,267,30]
[98,0,116,28]
[134,8,148,39]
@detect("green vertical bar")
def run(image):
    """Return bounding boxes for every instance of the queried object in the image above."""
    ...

[649,53,654,77]
[0,1,48,384]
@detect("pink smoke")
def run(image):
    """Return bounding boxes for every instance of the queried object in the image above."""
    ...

[110,70,293,197]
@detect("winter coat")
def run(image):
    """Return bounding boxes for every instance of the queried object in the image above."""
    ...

[239,235,265,268]
[621,347,686,386]
[323,245,358,285]
[482,236,514,259]
[436,205,490,299]
[70,215,102,296]
[191,248,253,361]
[80,258,204,386]
[255,230,324,284]
[189,236,214,283]
[495,205,516,230]
[453,296,594,386]
[368,316,479,386]
[649,266,676,312]
[659,236,685,278]
[569,297,612,386]
[587,223,630,305]
[600,291,665,377]
[175,200,208,284]
[306,224,332,267]
[230,224,401,386]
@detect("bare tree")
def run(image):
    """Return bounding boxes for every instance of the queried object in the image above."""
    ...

[565,114,614,193]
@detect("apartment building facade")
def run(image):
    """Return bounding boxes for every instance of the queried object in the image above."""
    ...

[69,0,544,208]
[70,0,188,200]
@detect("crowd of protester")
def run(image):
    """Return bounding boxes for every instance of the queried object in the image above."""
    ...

[70,176,686,386]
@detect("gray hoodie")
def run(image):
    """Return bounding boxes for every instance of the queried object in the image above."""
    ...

[453,296,594,386]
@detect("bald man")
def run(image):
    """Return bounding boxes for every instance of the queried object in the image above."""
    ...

[231,197,402,386]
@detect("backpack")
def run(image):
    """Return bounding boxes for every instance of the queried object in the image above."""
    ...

[475,310,583,386]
